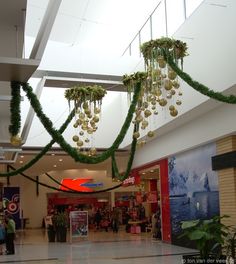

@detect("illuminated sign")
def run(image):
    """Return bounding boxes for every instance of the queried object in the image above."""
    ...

[60,179,103,192]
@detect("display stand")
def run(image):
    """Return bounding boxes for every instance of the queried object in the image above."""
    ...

[70,211,88,243]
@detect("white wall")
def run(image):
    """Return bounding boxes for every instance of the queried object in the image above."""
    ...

[133,96,236,168]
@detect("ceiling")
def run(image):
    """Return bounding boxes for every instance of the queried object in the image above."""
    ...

[1,0,235,177]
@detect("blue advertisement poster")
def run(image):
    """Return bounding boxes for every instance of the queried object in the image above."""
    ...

[168,143,219,245]
[3,187,21,229]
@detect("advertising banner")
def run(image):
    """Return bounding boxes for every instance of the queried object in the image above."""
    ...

[70,211,88,242]
[3,187,20,229]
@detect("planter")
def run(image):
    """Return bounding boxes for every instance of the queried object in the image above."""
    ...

[182,254,226,264]
[47,226,55,242]
[56,226,67,242]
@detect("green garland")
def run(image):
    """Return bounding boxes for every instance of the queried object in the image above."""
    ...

[9,81,21,136]
[21,82,142,164]
[162,49,236,104]
[0,109,75,177]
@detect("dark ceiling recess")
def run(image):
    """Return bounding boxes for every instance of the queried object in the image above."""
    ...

[212,151,236,171]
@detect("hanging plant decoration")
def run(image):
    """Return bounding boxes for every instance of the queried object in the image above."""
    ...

[140,37,188,117]
[122,38,188,143]
[64,84,107,156]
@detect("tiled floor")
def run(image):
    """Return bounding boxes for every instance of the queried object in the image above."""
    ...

[0,228,197,264]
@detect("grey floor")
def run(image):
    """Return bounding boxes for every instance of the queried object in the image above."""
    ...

[0,228,198,264]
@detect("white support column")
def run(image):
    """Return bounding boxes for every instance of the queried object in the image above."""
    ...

[30,0,62,60]
[21,77,46,143]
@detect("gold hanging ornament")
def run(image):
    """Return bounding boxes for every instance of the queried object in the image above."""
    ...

[10,135,22,146]
[65,85,106,155]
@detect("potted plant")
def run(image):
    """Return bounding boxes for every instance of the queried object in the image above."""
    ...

[223,226,236,263]
[53,211,68,242]
[180,215,228,263]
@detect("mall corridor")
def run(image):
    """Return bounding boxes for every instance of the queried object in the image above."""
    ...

[0,229,197,264]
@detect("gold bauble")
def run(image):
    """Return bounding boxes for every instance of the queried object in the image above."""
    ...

[155,89,162,96]
[81,124,88,130]
[93,127,97,132]
[133,131,140,139]
[79,131,84,136]
[10,135,22,146]
[135,115,143,123]
[72,135,79,142]
[176,100,182,105]
[164,79,173,90]
[85,138,90,143]
[147,131,155,138]
[84,108,91,115]
[168,70,177,80]
[147,95,152,102]
[151,106,156,110]
[151,100,156,106]
[79,113,85,119]
[178,92,183,96]
[154,111,158,115]
[172,81,180,89]
[90,148,97,156]
[94,107,101,114]
[77,140,84,147]
[76,119,83,126]
[169,105,175,111]
[171,89,176,95]
[87,113,92,119]
[166,93,172,99]
[170,109,178,117]
[73,123,78,128]
[93,115,99,123]
[141,126,145,130]
[159,98,167,107]
[143,102,149,108]
[87,128,93,134]
[144,109,152,118]
[142,120,149,127]
[76,108,80,114]
[137,140,146,147]
[159,61,166,68]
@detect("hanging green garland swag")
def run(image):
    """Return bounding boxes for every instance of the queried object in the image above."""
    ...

[161,48,236,104]
[9,81,22,145]
[21,82,142,164]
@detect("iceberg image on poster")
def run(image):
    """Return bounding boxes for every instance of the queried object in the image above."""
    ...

[168,143,219,239]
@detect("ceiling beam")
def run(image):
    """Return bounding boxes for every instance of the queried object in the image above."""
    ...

[29,0,62,60]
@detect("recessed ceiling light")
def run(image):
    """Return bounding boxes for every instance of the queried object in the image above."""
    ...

[142,172,146,175]
[150,170,154,172]
[19,161,23,164]
[53,165,57,167]
[59,159,63,162]
[20,155,24,158]
[51,153,55,156]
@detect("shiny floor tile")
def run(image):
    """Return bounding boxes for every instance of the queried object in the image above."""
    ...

[0,229,197,264]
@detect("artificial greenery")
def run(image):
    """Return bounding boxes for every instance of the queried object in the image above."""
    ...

[64,84,107,108]
[162,48,236,104]
[141,37,188,66]
[21,81,141,164]
[9,81,21,136]
[180,216,228,260]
